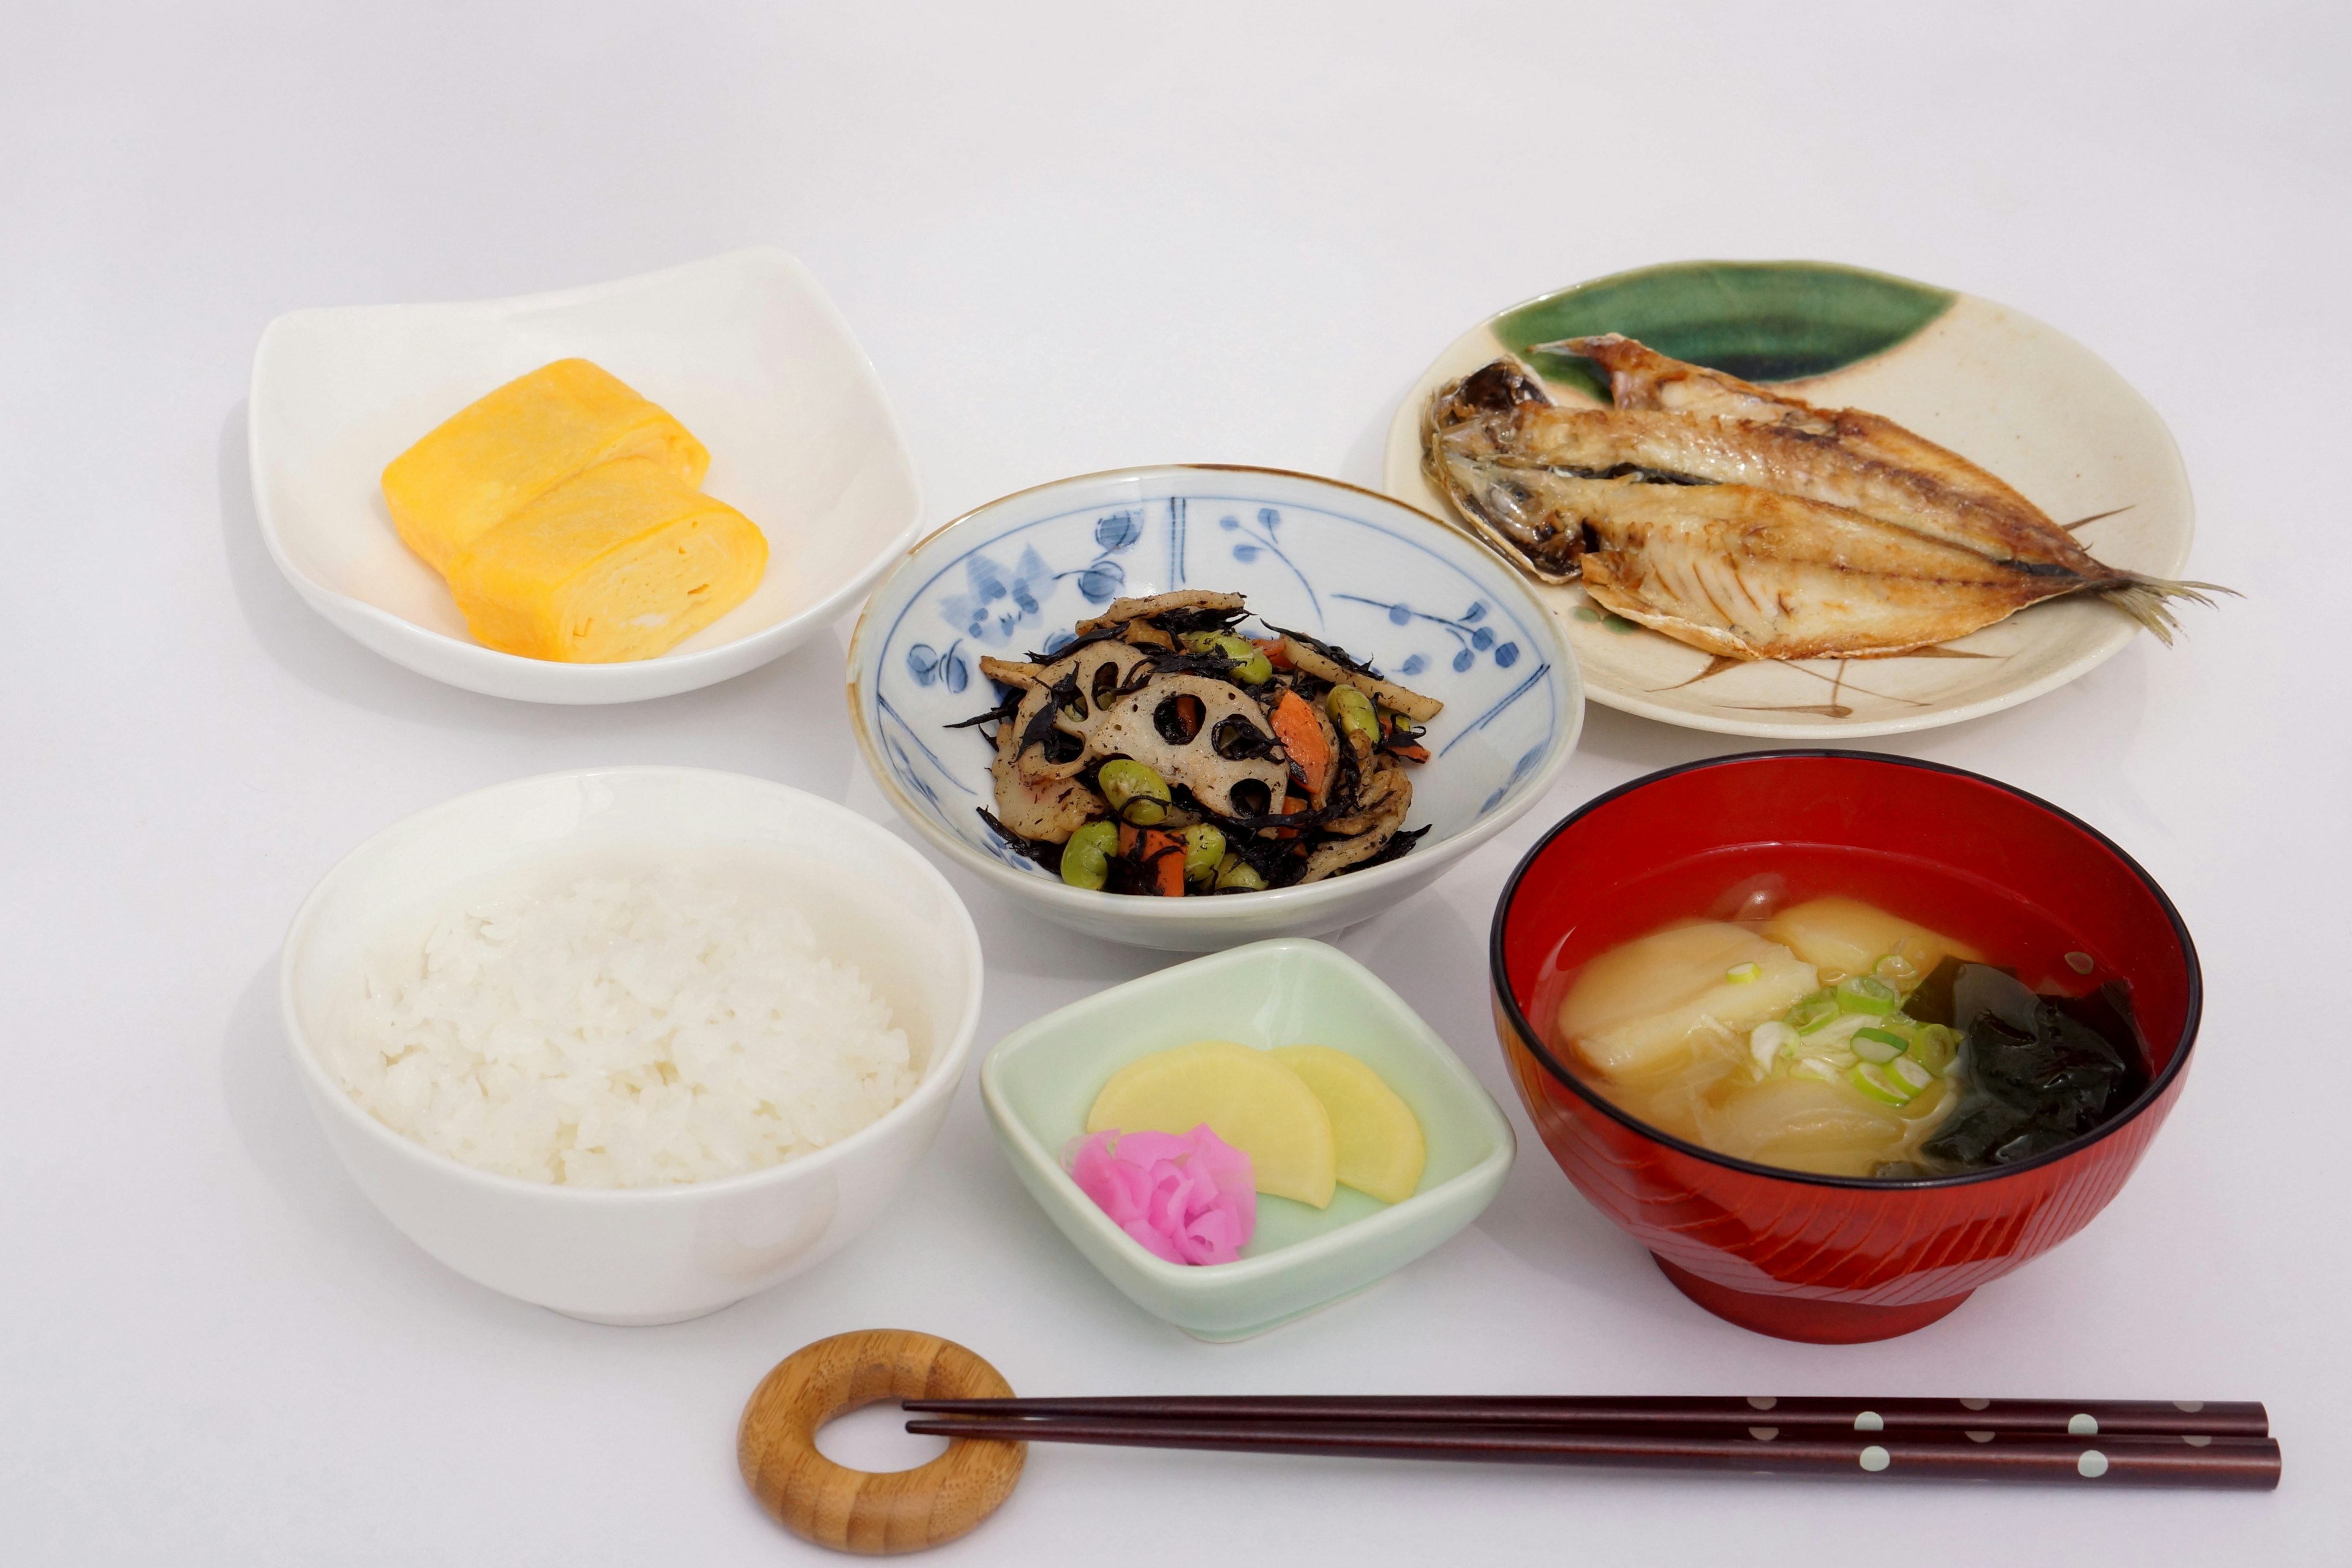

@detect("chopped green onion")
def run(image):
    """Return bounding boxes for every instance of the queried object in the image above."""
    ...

[1907,1023,1960,1074]
[1725,962,1762,984]
[1871,951,1921,987]
[1834,974,1899,1016]
[1785,991,1840,1034]
[1852,1027,1907,1064]
[1849,1061,1916,1106]
[1749,1020,1798,1073]
[1891,1057,1935,1093]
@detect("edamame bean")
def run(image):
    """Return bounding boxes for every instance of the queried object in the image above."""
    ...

[1181,824,1227,883]
[1180,630,1274,686]
[1326,684,1379,745]
[1213,854,1268,892]
[1097,760,1172,824]
[1060,820,1118,890]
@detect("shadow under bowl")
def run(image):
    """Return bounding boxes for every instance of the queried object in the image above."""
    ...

[1489,751,2200,1343]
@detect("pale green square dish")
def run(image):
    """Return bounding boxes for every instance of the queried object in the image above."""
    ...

[980,938,1516,1341]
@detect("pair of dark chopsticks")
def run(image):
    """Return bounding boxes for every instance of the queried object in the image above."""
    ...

[906,1395,2278,1489]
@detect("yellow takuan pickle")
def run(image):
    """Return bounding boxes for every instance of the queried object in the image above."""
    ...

[444,458,767,663]
[381,358,712,574]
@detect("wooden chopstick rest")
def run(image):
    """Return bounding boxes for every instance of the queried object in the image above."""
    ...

[738,1330,1027,1555]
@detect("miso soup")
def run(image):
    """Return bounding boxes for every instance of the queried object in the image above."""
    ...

[1536,888,2149,1179]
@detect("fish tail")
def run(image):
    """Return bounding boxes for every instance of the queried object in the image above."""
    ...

[2097,575,2238,644]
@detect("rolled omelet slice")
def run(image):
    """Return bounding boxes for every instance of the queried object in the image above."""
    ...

[443,458,767,662]
[382,358,710,573]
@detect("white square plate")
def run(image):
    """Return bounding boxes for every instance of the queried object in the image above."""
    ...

[248,249,921,704]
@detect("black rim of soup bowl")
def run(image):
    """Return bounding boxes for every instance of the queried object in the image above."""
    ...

[1488,749,2203,1192]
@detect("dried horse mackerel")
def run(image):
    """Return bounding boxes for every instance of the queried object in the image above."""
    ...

[955,591,1437,895]
[1421,334,2229,660]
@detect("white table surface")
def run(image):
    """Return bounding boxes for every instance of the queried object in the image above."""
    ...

[6,4,2345,1562]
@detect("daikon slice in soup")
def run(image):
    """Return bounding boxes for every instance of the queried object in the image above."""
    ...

[1545,891,2148,1179]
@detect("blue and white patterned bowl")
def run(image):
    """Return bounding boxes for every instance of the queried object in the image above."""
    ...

[846,466,1582,951]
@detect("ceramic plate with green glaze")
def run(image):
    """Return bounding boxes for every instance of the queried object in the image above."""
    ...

[1382,261,2201,737]
[981,939,1515,1341]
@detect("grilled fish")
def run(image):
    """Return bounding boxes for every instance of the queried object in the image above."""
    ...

[1422,338,2225,658]
[1555,476,2108,661]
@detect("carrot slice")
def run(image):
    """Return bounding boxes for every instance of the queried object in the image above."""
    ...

[1142,829,1185,896]
[1377,707,1431,763]
[1254,636,1293,671]
[1269,793,1308,840]
[1115,824,1187,895]
[1268,690,1332,797]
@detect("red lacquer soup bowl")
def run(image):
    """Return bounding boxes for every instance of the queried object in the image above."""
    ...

[1490,752,2199,1344]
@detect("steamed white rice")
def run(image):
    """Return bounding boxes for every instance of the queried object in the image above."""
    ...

[333,871,918,1187]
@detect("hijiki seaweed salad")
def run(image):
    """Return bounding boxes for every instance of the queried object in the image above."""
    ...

[950,590,1441,895]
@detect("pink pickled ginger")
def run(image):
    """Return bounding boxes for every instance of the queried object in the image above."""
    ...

[1064,1125,1257,1265]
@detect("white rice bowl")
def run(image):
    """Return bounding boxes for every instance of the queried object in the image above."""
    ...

[333,870,918,1188]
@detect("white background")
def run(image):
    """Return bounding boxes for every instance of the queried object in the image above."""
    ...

[4,3,2345,1562]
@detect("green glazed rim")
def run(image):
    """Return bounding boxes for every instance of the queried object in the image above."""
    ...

[1493,259,1957,401]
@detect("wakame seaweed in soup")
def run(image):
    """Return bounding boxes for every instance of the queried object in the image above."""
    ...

[1897,962,2149,1175]
[1543,893,2151,1181]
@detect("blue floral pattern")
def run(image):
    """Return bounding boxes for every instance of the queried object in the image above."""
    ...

[1335,595,1521,676]
[935,510,1145,651]
[905,639,970,693]
[1218,507,1319,619]
[875,694,976,804]
[1482,744,1552,815]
